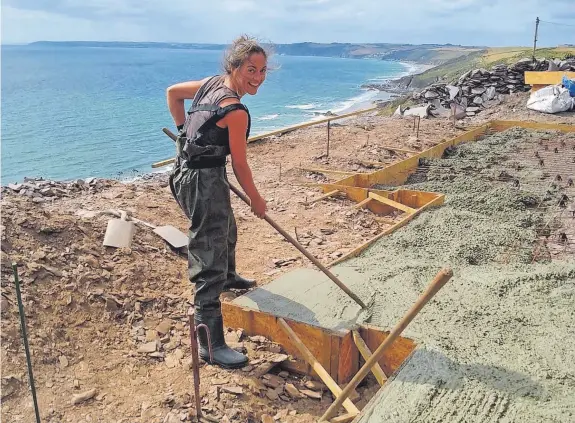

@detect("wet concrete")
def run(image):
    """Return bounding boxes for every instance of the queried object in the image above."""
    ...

[235,128,575,422]
[232,267,371,334]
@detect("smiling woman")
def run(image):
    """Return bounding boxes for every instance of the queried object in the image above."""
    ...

[165,34,271,370]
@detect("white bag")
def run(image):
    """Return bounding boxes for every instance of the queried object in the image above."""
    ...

[526,85,574,114]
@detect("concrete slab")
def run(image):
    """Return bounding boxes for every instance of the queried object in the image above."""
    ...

[232,267,374,334]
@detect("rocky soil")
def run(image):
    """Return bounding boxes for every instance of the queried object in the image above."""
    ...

[1,92,574,423]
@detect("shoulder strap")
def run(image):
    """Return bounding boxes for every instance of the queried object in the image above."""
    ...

[187,103,220,114]
[196,103,251,138]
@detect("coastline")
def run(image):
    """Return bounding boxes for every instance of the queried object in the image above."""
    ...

[1,58,434,186]
[329,60,436,116]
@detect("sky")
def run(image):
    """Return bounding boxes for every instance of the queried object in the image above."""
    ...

[1,0,574,47]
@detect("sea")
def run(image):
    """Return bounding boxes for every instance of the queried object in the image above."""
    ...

[1,44,415,184]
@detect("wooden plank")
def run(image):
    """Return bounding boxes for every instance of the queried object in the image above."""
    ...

[278,318,360,415]
[352,330,387,385]
[299,167,358,176]
[222,302,351,382]
[330,334,341,383]
[248,106,377,143]
[330,413,358,423]
[307,189,341,204]
[338,332,359,385]
[151,157,176,169]
[524,71,575,85]
[353,197,373,209]
[359,325,416,377]
[374,216,397,225]
[490,120,575,133]
[318,184,372,203]
[397,189,442,209]
[368,192,416,214]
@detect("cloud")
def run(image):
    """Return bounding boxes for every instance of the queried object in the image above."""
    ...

[1,0,574,46]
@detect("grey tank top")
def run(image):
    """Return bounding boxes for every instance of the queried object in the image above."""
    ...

[181,75,251,161]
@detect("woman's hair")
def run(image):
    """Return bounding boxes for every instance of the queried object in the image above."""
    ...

[223,35,272,74]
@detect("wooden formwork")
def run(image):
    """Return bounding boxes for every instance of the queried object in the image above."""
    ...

[222,302,416,386]
[308,120,575,266]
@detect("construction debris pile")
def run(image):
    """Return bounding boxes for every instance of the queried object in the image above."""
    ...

[403,57,575,118]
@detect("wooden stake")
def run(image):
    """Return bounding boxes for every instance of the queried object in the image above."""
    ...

[368,192,416,214]
[330,413,359,423]
[352,330,387,385]
[278,318,360,415]
[307,189,341,205]
[353,197,373,210]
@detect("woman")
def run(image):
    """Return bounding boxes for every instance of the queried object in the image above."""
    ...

[166,35,268,369]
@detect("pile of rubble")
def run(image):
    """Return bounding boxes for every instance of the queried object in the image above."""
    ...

[2,176,112,203]
[405,57,575,118]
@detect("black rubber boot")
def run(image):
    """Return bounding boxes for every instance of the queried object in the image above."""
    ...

[223,273,256,291]
[194,308,249,369]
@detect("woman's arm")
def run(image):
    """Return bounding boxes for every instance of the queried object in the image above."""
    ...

[225,107,267,218]
[166,78,209,127]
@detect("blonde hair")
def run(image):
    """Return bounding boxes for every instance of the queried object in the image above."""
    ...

[223,35,271,74]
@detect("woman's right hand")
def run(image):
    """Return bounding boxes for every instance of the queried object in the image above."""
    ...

[250,195,267,219]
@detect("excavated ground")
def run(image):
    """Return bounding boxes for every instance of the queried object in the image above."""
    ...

[1,93,574,423]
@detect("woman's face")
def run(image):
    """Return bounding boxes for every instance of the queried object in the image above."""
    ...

[232,53,267,96]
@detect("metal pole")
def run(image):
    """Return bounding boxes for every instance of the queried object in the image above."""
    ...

[12,263,41,423]
[533,17,540,61]
[327,120,331,158]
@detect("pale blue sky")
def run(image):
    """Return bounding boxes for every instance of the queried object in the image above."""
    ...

[2,0,574,46]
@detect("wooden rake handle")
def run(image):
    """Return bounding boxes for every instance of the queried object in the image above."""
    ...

[161,127,367,310]
[319,267,454,421]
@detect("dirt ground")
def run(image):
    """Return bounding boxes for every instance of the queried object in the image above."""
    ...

[1,91,574,423]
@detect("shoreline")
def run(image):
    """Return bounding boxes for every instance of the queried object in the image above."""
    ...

[330,60,436,116]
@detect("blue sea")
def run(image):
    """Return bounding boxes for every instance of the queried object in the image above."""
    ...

[1,44,411,183]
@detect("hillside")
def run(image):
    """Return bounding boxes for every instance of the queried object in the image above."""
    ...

[372,46,575,115]
[28,41,481,65]
[379,46,575,91]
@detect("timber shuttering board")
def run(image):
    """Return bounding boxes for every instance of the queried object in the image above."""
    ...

[222,302,415,386]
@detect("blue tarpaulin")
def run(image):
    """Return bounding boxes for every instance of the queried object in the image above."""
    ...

[563,75,575,97]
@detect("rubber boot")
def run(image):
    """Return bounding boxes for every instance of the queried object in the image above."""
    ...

[223,273,256,291]
[194,308,248,369]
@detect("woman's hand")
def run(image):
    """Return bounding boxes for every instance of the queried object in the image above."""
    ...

[250,195,267,218]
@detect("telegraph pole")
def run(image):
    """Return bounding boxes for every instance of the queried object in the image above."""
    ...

[532,16,540,61]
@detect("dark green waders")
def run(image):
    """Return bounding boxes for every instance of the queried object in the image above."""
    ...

[170,163,249,369]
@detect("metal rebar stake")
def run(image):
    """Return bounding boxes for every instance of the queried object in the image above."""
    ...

[12,263,41,423]
[187,309,217,423]
[327,120,331,158]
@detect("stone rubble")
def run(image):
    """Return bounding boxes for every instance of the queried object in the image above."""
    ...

[1,176,110,202]
[407,57,575,118]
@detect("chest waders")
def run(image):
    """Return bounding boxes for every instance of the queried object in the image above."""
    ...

[168,75,253,369]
